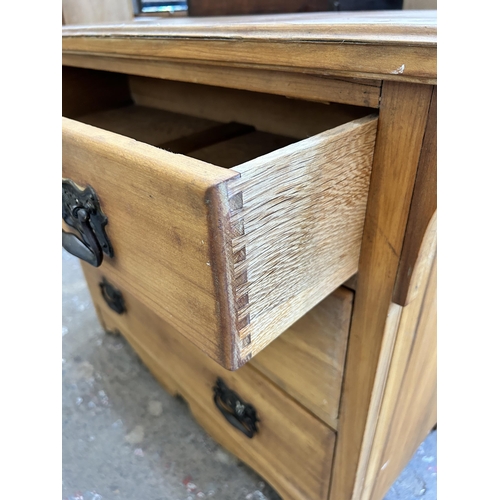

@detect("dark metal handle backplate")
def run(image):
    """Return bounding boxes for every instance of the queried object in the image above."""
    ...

[213,378,259,438]
[99,277,126,315]
[62,179,113,267]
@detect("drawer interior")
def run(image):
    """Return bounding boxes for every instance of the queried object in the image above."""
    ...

[63,67,373,169]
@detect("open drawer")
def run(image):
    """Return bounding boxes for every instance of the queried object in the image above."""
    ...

[62,68,378,369]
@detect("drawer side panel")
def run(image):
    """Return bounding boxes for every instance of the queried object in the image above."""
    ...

[228,114,378,362]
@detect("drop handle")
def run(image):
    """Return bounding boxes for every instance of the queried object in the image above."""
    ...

[62,179,113,267]
[213,378,259,438]
[62,208,103,266]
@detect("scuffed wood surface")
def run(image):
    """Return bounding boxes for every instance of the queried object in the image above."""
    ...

[250,287,353,430]
[62,11,436,45]
[62,11,436,83]
[227,115,377,361]
[82,263,336,500]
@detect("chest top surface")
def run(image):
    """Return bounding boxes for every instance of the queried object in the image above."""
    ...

[62,10,437,84]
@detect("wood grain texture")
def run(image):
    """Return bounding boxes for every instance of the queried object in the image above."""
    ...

[129,76,372,140]
[250,287,353,430]
[351,302,403,500]
[62,117,240,368]
[62,54,381,108]
[82,263,336,500]
[62,10,436,44]
[158,122,255,154]
[63,110,376,369]
[393,87,437,306]
[62,0,133,25]
[62,66,132,119]
[330,82,433,500]
[360,215,436,500]
[78,104,219,146]
[227,115,378,362]
[190,131,296,168]
[369,258,436,500]
[62,11,437,83]
[63,54,382,108]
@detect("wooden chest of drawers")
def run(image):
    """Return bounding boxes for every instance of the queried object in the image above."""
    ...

[62,10,437,500]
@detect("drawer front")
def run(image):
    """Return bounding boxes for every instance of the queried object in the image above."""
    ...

[63,111,376,370]
[82,264,336,500]
[250,286,353,430]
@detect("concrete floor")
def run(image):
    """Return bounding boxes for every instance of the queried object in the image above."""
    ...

[62,250,437,500]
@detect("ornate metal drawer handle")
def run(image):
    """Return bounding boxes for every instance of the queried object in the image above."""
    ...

[62,179,113,267]
[99,277,126,314]
[213,378,259,438]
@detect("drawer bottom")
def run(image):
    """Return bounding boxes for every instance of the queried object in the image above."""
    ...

[82,263,336,500]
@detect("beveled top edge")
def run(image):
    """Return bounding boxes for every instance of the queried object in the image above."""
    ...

[62,10,437,47]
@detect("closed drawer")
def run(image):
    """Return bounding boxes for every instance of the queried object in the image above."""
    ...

[63,69,377,369]
[82,264,337,500]
[250,286,353,430]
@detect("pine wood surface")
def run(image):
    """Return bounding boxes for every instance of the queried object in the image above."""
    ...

[369,258,436,500]
[190,131,296,168]
[63,108,376,369]
[350,302,403,500]
[393,87,437,306]
[62,54,382,108]
[360,215,436,500]
[62,10,436,44]
[62,11,436,84]
[330,82,433,500]
[78,104,219,146]
[62,117,240,368]
[82,263,336,500]
[128,76,371,140]
[250,287,353,430]
[227,115,377,362]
